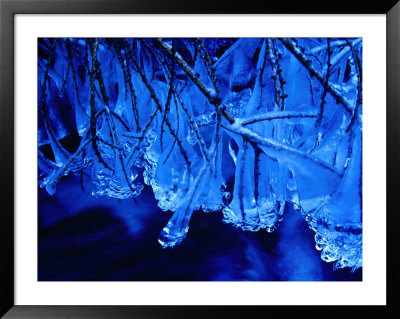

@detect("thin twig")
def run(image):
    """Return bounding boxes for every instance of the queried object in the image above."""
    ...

[66,39,88,117]
[142,39,209,160]
[39,39,70,163]
[88,39,113,171]
[240,110,318,126]
[280,38,352,115]
[125,40,191,169]
[222,122,342,176]
[156,39,235,124]
[345,39,362,133]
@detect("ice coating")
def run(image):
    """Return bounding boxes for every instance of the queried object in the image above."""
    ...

[38,37,362,271]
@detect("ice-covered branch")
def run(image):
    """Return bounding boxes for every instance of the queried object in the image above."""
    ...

[304,39,333,153]
[194,38,220,98]
[140,39,209,160]
[125,40,191,169]
[308,38,361,54]
[38,38,363,270]
[317,39,332,124]
[239,110,318,126]
[266,39,287,110]
[156,39,236,125]
[45,135,93,195]
[66,39,87,118]
[160,40,175,152]
[156,39,220,105]
[320,39,361,76]
[280,38,353,115]
[111,39,140,131]
[88,39,113,171]
[89,39,139,197]
[345,39,362,133]
[39,39,71,165]
[222,122,342,176]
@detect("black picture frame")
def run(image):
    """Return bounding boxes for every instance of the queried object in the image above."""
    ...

[1,0,398,318]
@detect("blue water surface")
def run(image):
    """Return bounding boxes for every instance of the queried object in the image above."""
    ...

[38,175,361,281]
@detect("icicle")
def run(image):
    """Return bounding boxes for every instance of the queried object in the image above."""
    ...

[42,112,70,166]
[91,129,143,199]
[307,126,362,271]
[158,146,214,248]
[142,129,159,186]
[37,38,363,271]
[151,143,192,211]
[228,139,237,164]
[223,138,259,231]
[255,151,286,232]
[74,101,89,136]
[201,136,225,213]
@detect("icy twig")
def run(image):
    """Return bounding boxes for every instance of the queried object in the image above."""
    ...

[316,39,332,126]
[39,39,71,163]
[58,58,70,96]
[222,122,343,177]
[125,40,191,168]
[89,40,140,199]
[320,39,361,75]
[160,40,175,152]
[306,39,333,153]
[157,39,235,124]
[96,136,124,151]
[111,39,141,131]
[239,111,318,126]
[194,38,220,97]
[141,39,209,160]
[88,39,113,171]
[156,39,220,105]
[156,39,342,177]
[280,38,352,115]
[66,39,88,117]
[122,132,142,139]
[345,39,362,133]
[47,135,93,189]
[267,39,287,110]
[308,38,361,54]
[111,111,131,132]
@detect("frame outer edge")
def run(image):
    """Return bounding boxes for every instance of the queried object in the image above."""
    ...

[0,0,15,317]
[387,1,400,316]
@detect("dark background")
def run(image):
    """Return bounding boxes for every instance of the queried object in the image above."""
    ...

[38,174,361,281]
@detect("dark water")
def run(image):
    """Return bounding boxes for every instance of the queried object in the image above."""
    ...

[38,175,362,281]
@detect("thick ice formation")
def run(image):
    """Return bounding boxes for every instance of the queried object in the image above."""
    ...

[38,37,363,271]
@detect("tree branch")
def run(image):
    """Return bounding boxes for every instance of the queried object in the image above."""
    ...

[141,39,209,160]
[222,122,342,177]
[156,39,235,124]
[125,40,191,169]
[279,38,353,115]
[239,111,318,126]
[345,39,362,133]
